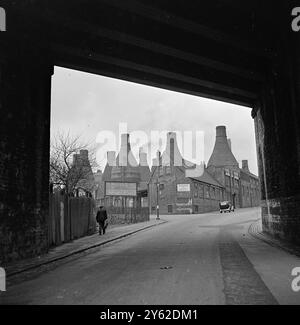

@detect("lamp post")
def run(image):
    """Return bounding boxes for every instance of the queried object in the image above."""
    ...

[155,181,160,220]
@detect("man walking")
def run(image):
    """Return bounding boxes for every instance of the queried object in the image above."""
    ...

[96,206,108,235]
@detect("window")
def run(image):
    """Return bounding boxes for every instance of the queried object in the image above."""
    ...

[225,175,230,187]
[199,185,204,198]
[205,186,210,198]
[168,205,173,213]
[212,187,216,199]
[216,188,219,200]
[194,191,198,198]
[159,183,165,190]
[127,198,134,207]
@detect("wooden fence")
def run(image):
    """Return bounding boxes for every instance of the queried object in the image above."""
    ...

[48,192,96,247]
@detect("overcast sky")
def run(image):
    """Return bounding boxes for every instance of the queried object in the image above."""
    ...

[51,66,258,175]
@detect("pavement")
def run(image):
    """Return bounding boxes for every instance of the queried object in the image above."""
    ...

[248,218,300,258]
[4,216,166,278]
[1,207,300,305]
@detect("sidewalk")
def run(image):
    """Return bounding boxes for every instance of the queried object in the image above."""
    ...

[241,219,300,304]
[5,216,167,278]
[248,219,300,258]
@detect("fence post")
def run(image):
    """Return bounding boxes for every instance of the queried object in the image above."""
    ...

[68,195,72,241]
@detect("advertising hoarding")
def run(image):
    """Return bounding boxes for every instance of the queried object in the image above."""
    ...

[105,182,137,196]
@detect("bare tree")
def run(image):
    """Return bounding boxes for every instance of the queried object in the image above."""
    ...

[50,131,97,195]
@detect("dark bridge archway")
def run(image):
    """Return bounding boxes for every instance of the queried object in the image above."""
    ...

[0,0,299,261]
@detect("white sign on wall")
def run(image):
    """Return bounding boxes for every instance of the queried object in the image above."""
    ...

[105,182,137,196]
[177,184,190,192]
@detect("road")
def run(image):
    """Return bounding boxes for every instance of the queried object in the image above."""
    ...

[1,208,300,305]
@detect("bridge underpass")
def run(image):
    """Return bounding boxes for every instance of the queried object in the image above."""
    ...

[0,0,299,262]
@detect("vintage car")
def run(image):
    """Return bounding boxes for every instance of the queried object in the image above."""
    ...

[219,201,234,213]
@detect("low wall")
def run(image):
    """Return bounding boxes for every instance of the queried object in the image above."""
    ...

[261,195,300,245]
[106,207,150,225]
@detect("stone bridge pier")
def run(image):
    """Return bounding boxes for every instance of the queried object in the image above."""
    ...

[254,37,300,244]
[0,44,53,262]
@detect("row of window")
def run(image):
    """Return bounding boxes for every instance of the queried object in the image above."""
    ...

[158,166,172,176]
[242,186,260,198]
[192,183,224,200]
[225,175,239,188]
[157,182,225,200]
[226,176,260,190]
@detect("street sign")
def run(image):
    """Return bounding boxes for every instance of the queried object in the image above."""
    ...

[105,182,137,196]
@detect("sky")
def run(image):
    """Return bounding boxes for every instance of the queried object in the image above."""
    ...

[51,66,258,175]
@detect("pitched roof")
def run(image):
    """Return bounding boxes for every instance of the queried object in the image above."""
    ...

[240,167,259,180]
[189,169,224,188]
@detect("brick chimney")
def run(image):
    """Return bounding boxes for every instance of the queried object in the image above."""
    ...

[162,132,182,166]
[107,151,116,166]
[157,150,162,166]
[139,148,148,167]
[242,160,250,172]
[73,153,79,165]
[80,149,88,158]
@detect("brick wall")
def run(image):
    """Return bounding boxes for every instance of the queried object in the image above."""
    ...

[255,31,300,245]
[106,207,149,224]
[0,49,53,263]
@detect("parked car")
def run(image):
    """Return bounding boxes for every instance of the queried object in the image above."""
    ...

[219,201,234,213]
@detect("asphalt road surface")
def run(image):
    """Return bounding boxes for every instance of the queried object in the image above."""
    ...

[1,208,300,305]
